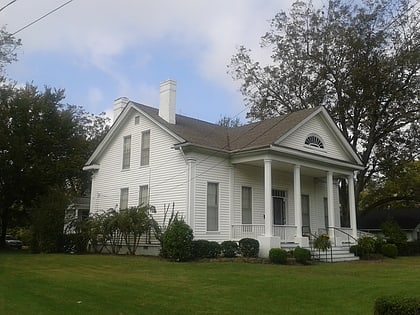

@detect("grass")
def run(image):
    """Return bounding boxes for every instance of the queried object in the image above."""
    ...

[1,253,420,315]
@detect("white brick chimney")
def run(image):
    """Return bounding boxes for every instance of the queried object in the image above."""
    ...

[113,97,129,122]
[159,79,176,124]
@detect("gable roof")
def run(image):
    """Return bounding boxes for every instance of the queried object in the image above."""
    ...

[134,102,321,151]
[85,101,362,167]
[358,208,420,230]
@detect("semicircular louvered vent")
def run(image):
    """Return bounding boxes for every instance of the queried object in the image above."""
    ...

[304,134,324,149]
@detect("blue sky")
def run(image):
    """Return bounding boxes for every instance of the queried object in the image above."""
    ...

[3,0,300,124]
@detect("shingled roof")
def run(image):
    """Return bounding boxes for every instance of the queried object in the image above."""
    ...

[133,102,320,152]
[358,208,420,230]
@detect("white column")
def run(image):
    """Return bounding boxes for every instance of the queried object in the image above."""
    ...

[264,159,272,237]
[229,165,235,240]
[348,174,357,240]
[327,171,335,242]
[294,165,302,238]
[187,158,196,228]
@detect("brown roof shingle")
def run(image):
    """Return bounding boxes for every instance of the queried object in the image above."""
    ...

[133,102,319,152]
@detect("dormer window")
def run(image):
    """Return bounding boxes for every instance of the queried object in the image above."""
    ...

[305,134,324,149]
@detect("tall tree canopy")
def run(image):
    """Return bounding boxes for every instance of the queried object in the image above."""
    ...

[229,0,420,207]
[0,27,21,77]
[0,83,109,247]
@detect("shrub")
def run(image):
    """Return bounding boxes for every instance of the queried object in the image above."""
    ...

[191,240,221,259]
[239,238,259,258]
[161,218,193,261]
[269,248,288,264]
[313,234,331,251]
[381,220,407,245]
[374,237,386,254]
[381,243,398,258]
[357,236,376,259]
[191,240,210,259]
[374,295,420,315]
[293,246,311,264]
[221,241,238,258]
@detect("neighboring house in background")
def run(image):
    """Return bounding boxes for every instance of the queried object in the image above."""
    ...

[83,80,364,257]
[358,208,420,241]
[64,197,90,232]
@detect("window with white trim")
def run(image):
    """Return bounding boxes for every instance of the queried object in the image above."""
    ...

[141,130,150,166]
[120,188,129,210]
[207,182,219,231]
[139,185,149,206]
[122,135,131,169]
[241,186,252,224]
[304,134,324,149]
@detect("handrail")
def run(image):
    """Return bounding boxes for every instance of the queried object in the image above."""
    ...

[332,227,358,244]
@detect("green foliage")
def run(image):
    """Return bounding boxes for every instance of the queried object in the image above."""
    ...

[239,238,259,258]
[0,26,21,74]
[118,206,150,255]
[313,234,331,251]
[30,188,68,253]
[161,218,193,261]
[229,0,420,206]
[381,220,407,245]
[269,248,288,264]
[191,240,221,259]
[374,296,420,315]
[381,244,398,258]
[356,236,376,259]
[293,246,311,264]
[0,83,109,248]
[221,240,239,258]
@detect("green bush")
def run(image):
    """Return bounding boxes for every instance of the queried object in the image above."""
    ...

[381,220,407,245]
[293,246,311,264]
[374,295,420,315]
[221,241,238,258]
[403,241,420,256]
[381,243,398,258]
[161,218,193,261]
[374,237,386,254]
[357,236,376,259]
[191,240,221,259]
[239,238,259,258]
[269,248,288,264]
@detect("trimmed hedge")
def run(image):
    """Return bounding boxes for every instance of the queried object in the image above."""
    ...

[239,238,259,258]
[381,244,398,258]
[221,241,238,258]
[269,248,288,264]
[293,246,311,264]
[374,295,420,315]
[161,218,193,261]
[191,240,221,259]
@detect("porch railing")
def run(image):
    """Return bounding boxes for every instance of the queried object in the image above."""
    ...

[273,225,297,242]
[232,224,265,239]
[231,224,297,242]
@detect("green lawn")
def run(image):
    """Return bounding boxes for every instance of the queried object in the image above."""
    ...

[1,253,419,315]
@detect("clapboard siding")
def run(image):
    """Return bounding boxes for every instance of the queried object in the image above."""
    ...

[280,114,350,162]
[90,108,187,222]
[189,152,231,242]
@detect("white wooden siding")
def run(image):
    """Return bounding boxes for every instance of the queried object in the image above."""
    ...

[188,152,232,242]
[279,114,351,162]
[90,109,188,224]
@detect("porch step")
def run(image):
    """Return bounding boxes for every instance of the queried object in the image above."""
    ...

[311,246,359,263]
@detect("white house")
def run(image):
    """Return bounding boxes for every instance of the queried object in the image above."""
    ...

[83,80,364,258]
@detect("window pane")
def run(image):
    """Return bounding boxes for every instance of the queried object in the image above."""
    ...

[139,185,149,206]
[207,183,218,231]
[141,130,150,166]
[120,188,129,210]
[242,186,252,224]
[122,136,131,169]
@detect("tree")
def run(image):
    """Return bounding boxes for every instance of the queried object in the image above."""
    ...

[0,27,21,77]
[217,115,242,127]
[0,83,109,248]
[229,0,420,206]
[360,160,420,211]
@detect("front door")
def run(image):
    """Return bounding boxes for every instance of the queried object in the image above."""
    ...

[301,194,310,234]
[273,189,286,225]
